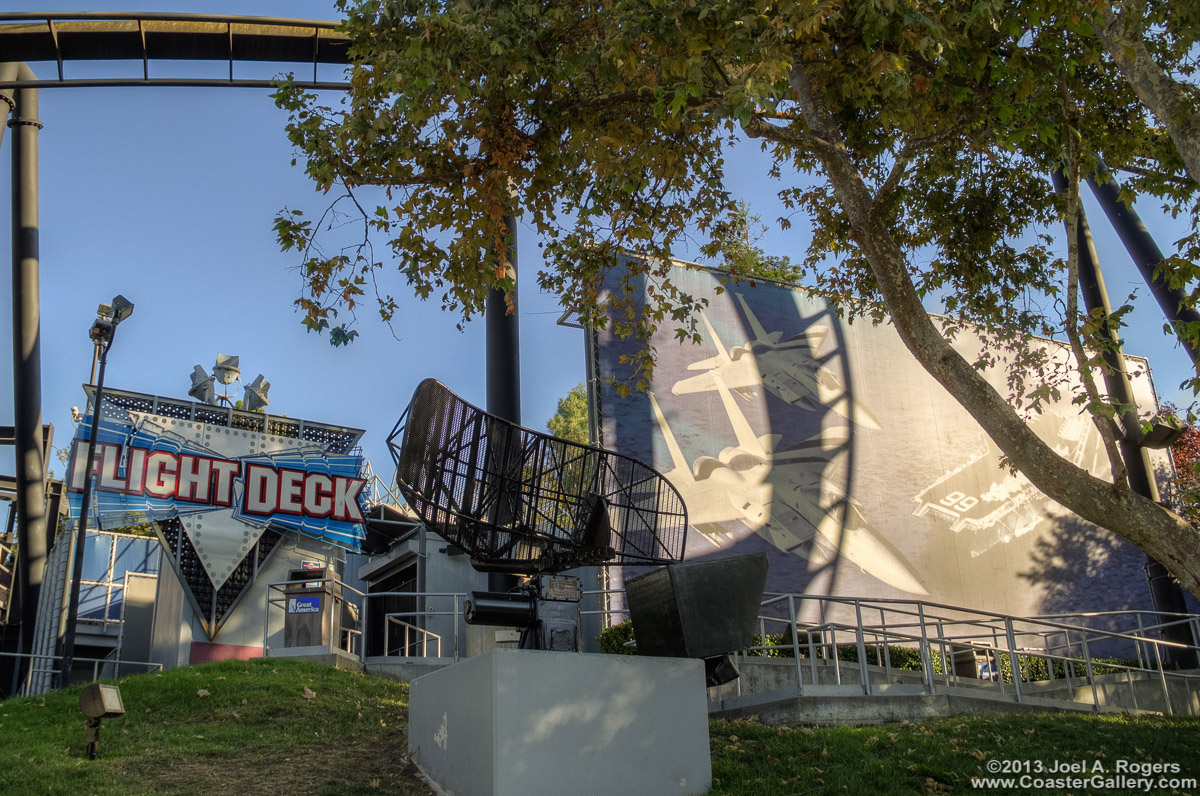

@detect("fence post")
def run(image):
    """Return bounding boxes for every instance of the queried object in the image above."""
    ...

[1080,633,1101,712]
[788,595,803,696]
[918,603,934,694]
[360,592,369,664]
[1135,613,1147,670]
[879,606,892,683]
[1004,617,1023,704]
[855,601,871,695]
[830,626,842,685]
[1126,667,1138,712]
[1151,639,1173,717]
[263,584,271,659]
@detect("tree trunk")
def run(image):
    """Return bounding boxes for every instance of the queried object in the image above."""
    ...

[790,66,1200,599]
[1094,1,1200,187]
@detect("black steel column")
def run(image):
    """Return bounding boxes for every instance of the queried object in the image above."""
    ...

[1087,164,1200,372]
[58,342,114,688]
[1054,171,1196,667]
[485,214,521,594]
[4,63,47,689]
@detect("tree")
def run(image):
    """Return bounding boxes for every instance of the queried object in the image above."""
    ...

[274,0,1200,595]
[547,383,590,445]
[1164,408,1200,527]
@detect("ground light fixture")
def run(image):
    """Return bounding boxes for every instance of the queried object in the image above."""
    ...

[79,682,124,759]
[57,295,134,689]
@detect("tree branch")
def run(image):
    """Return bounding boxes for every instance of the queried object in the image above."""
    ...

[1112,161,1195,188]
[788,61,1200,595]
[741,115,836,159]
[1094,0,1200,187]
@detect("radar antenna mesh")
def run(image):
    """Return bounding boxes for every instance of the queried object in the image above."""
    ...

[389,379,687,574]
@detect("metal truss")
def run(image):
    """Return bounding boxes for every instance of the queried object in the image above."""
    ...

[0,12,350,89]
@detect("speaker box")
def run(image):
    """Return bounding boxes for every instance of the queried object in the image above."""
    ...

[625,552,769,660]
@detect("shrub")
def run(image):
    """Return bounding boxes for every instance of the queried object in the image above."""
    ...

[597,620,636,655]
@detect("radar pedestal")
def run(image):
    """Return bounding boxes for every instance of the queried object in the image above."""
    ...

[408,649,711,796]
[390,380,706,795]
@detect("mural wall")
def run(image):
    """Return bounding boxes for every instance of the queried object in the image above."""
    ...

[594,260,1170,619]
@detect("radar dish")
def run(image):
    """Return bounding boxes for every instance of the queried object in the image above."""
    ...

[389,379,687,575]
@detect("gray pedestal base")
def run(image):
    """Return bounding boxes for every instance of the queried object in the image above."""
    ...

[408,649,711,796]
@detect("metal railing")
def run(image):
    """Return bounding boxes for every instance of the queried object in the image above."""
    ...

[262,575,1200,715]
[385,615,442,658]
[721,594,1200,716]
[1,650,163,696]
[263,575,368,659]
[370,592,465,661]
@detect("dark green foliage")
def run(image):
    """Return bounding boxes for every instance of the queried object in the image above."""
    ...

[597,620,637,655]
[546,383,589,444]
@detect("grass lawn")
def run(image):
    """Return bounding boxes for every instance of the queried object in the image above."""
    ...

[3,659,1199,795]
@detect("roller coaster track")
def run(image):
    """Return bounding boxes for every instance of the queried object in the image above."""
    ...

[0,12,351,89]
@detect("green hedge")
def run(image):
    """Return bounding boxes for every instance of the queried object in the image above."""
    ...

[597,620,636,655]
[600,622,1143,683]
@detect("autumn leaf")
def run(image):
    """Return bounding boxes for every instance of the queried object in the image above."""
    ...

[197,689,210,698]
[303,686,317,700]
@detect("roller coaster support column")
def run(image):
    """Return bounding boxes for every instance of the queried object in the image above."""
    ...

[1087,162,1200,373]
[1053,170,1196,668]
[1,62,46,692]
[485,214,521,594]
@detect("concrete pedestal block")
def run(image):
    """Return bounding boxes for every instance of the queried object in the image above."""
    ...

[408,649,711,796]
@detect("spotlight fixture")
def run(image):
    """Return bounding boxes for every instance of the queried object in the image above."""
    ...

[212,353,241,385]
[186,356,272,412]
[188,365,216,404]
[244,374,271,411]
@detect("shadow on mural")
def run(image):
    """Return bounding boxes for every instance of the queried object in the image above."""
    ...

[592,258,1169,624]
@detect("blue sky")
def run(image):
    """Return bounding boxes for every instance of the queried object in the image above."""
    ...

[2,1,1196,483]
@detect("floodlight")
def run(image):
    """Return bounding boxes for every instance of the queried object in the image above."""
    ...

[188,365,216,404]
[79,683,124,719]
[79,683,124,760]
[110,295,134,323]
[213,353,241,385]
[244,373,271,411]
[95,302,113,319]
[88,318,114,346]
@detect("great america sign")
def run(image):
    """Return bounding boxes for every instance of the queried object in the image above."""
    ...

[67,387,368,637]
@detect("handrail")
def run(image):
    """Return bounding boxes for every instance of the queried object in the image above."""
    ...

[1,650,163,696]
[384,615,442,658]
[736,593,1200,715]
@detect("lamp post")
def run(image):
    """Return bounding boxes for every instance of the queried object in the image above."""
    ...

[57,295,133,688]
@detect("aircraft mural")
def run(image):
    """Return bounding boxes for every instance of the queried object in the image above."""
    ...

[672,295,882,430]
[593,260,1168,617]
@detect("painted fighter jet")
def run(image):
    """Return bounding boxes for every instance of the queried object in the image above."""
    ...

[912,410,1107,557]
[672,294,882,431]
[650,371,928,595]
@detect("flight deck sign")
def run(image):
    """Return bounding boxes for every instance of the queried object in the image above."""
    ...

[67,388,368,593]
